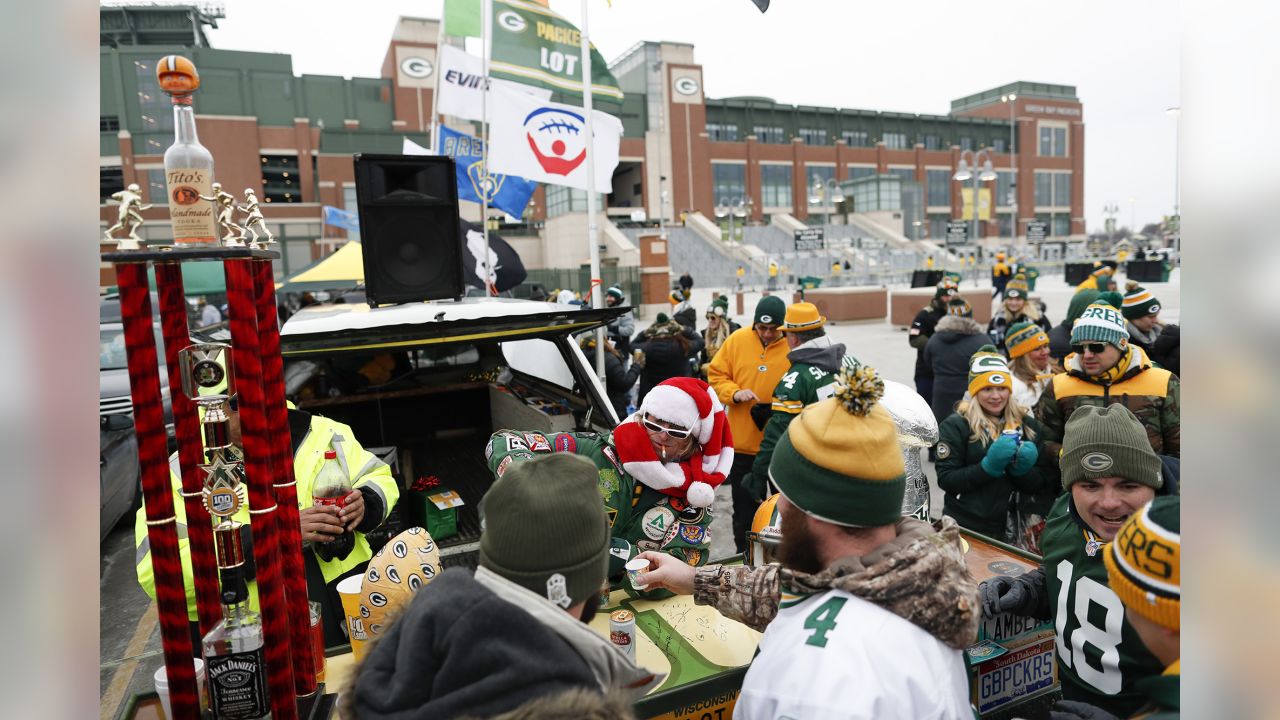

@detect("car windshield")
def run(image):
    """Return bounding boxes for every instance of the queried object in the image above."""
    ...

[100,326,129,370]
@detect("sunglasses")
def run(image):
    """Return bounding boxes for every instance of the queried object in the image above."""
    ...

[641,415,692,439]
[1071,343,1109,355]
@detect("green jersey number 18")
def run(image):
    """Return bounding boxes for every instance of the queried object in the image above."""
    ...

[1054,559,1124,694]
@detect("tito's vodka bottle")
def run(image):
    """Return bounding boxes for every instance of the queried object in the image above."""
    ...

[157,55,218,246]
[202,566,272,719]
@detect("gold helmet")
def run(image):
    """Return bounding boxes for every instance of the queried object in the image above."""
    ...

[745,493,782,568]
[156,55,200,96]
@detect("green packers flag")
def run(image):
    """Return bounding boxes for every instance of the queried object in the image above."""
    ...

[488,0,624,101]
[444,0,482,38]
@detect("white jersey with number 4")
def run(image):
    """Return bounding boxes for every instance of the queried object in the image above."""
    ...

[735,589,971,720]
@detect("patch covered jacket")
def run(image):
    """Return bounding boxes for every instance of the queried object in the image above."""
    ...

[486,430,712,598]
[1034,345,1180,464]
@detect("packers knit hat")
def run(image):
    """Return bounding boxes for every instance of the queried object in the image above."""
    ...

[479,453,609,609]
[769,365,905,527]
[946,297,973,317]
[1060,405,1163,491]
[1103,496,1180,630]
[780,302,825,333]
[934,283,958,300]
[1122,281,1161,320]
[967,345,1013,396]
[1004,273,1030,299]
[606,285,624,301]
[1006,321,1049,358]
[1071,298,1129,349]
[754,295,786,325]
[706,302,726,318]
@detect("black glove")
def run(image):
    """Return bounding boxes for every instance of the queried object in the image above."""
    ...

[979,569,1047,619]
[1049,700,1121,720]
[749,403,772,430]
[739,472,766,502]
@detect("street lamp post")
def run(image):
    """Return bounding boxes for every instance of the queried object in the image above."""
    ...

[715,196,750,244]
[952,149,998,247]
[1166,106,1181,251]
[1001,93,1017,243]
[809,176,844,273]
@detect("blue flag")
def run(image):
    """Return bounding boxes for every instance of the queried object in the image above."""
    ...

[438,125,538,219]
[322,205,360,233]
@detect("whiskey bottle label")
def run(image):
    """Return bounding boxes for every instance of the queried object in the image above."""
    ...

[207,647,270,719]
[166,167,217,244]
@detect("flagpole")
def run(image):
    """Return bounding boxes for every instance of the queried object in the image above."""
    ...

[580,0,605,381]
[480,0,494,296]
[428,13,446,152]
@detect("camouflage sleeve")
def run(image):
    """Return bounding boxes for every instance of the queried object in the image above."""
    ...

[1161,376,1180,457]
[692,563,781,633]
[1033,382,1065,462]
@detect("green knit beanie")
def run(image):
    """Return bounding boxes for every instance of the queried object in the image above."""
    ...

[1121,281,1161,320]
[1060,405,1163,491]
[1071,299,1129,349]
[479,454,609,608]
[1066,289,1101,324]
[755,295,786,325]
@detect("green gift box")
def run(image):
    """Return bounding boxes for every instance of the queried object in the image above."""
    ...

[405,488,465,540]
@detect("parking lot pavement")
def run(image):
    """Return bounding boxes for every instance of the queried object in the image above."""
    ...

[100,520,165,720]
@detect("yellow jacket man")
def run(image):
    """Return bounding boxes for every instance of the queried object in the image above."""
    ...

[136,405,398,646]
[707,295,790,553]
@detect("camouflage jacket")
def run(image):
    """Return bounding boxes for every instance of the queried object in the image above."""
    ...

[486,430,712,599]
[1034,346,1179,464]
[691,517,979,649]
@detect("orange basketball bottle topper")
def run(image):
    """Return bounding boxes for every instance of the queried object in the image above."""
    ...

[158,55,219,246]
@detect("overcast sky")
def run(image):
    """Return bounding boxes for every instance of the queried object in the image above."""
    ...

[205,0,1179,232]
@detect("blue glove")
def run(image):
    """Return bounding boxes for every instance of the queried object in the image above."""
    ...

[980,435,1019,477]
[1010,441,1039,476]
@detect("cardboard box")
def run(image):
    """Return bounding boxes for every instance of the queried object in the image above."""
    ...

[403,488,466,540]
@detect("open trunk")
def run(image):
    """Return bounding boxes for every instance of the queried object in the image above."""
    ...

[280,297,627,567]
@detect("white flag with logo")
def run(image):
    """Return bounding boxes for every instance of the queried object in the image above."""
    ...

[436,44,551,122]
[486,82,622,193]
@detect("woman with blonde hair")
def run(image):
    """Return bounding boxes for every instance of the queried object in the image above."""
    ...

[987,273,1052,347]
[1004,320,1058,408]
[699,298,739,378]
[936,347,1051,542]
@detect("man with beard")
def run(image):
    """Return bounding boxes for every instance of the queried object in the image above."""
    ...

[353,454,660,718]
[637,366,978,719]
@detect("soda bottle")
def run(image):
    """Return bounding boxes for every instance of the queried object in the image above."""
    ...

[312,448,354,561]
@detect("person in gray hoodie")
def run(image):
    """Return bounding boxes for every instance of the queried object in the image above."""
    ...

[352,454,660,719]
[923,297,992,423]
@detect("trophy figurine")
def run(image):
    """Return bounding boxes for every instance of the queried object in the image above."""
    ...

[103,183,152,250]
[201,182,247,247]
[237,188,275,249]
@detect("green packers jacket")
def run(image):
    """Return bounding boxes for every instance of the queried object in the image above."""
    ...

[486,429,713,599]
[749,339,858,493]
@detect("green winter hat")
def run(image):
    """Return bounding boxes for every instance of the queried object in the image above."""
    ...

[1004,273,1030,299]
[967,345,1012,396]
[769,365,905,528]
[479,454,610,608]
[1065,288,1101,324]
[946,297,973,317]
[755,295,786,325]
[1061,405,1163,491]
[1122,281,1161,320]
[655,312,670,324]
[1071,299,1129,349]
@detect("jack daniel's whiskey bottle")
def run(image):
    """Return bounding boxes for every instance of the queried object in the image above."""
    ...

[203,524,271,719]
[156,55,218,246]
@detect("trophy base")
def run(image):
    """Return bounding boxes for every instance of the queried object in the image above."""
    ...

[298,684,339,719]
[102,245,280,263]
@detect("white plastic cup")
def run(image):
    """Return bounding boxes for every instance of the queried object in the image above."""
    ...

[154,658,207,720]
[626,557,650,591]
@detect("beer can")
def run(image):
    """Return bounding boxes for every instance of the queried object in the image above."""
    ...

[1001,429,1022,444]
[609,610,636,660]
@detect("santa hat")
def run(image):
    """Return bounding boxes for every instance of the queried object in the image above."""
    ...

[612,377,734,508]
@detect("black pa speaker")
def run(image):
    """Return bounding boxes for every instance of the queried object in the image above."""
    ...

[353,153,464,305]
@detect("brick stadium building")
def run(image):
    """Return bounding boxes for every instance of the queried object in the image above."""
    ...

[99,6,1084,287]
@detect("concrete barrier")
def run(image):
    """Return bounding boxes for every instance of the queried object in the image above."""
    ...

[791,286,887,323]
[890,287,994,326]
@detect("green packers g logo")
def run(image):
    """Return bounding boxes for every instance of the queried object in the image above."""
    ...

[1081,451,1114,472]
